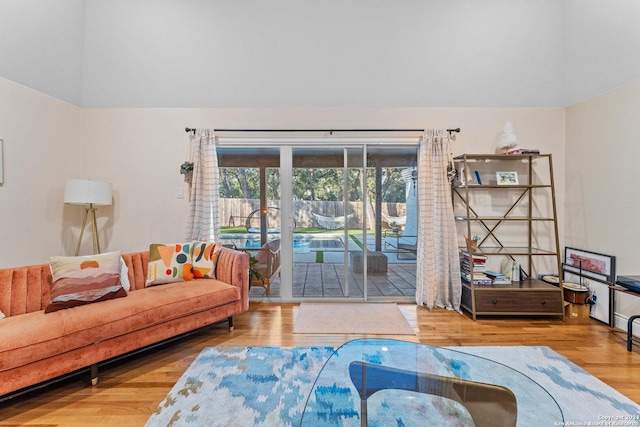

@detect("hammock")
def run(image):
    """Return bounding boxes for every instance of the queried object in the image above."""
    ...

[312,213,353,230]
[381,211,406,226]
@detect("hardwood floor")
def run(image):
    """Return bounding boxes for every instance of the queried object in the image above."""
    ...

[1,302,639,426]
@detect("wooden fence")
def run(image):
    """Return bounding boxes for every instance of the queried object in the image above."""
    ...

[219,198,406,229]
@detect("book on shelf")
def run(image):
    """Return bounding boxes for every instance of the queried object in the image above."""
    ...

[459,250,494,285]
[484,270,512,284]
[484,270,506,280]
[462,270,511,285]
[460,260,487,272]
[461,274,493,286]
[459,250,487,263]
[474,170,482,185]
[484,270,505,278]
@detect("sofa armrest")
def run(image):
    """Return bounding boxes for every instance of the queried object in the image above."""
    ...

[216,247,250,310]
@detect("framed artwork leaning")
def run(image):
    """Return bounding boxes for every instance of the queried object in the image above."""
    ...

[564,246,616,283]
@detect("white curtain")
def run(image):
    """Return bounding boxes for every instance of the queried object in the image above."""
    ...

[185,129,220,242]
[415,130,462,311]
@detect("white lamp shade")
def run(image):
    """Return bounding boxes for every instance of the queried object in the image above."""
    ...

[64,179,113,206]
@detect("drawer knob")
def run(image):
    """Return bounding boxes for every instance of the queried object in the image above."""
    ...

[540,299,546,305]
[492,299,498,304]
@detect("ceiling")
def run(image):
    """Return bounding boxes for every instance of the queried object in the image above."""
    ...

[1,0,639,108]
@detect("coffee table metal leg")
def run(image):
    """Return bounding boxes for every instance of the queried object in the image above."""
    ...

[360,398,367,427]
[628,315,640,352]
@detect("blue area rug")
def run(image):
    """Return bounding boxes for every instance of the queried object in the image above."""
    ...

[145,345,640,427]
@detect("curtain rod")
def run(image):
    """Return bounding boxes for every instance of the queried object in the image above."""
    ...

[185,127,461,135]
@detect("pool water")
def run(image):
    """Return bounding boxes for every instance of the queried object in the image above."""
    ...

[219,234,345,252]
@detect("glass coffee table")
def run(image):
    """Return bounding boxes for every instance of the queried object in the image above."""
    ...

[300,338,562,426]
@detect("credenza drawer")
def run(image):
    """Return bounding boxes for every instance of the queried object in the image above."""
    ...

[474,290,562,313]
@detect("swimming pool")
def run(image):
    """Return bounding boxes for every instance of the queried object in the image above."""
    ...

[219,234,345,252]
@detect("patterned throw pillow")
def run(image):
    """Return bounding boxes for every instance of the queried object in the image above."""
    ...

[46,251,127,313]
[146,243,195,286]
[191,241,222,279]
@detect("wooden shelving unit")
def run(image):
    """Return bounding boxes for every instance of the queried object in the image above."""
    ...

[452,154,564,320]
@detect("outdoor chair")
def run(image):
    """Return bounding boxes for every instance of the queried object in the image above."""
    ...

[397,241,417,259]
[381,211,406,228]
[249,239,281,296]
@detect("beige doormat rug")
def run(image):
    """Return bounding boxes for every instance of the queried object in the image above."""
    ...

[293,302,416,335]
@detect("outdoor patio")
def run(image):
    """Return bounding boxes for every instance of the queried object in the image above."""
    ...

[248,245,417,299]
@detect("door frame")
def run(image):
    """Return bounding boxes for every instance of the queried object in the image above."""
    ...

[216,135,420,302]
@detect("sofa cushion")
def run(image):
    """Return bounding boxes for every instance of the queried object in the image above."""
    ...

[146,243,194,286]
[191,241,221,279]
[46,251,127,313]
[0,279,240,372]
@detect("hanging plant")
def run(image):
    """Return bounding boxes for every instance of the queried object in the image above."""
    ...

[180,161,194,183]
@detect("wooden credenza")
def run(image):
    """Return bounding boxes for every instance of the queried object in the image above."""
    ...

[463,279,564,315]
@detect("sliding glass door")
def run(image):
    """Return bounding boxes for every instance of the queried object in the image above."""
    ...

[216,138,418,302]
[288,146,365,299]
[217,147,283,299]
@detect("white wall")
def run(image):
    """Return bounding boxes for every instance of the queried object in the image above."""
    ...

[565,79,640,329]
[77,108,199,254]
[0,77,82,267]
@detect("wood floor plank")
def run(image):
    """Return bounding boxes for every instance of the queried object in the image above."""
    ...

[1,302,639,426]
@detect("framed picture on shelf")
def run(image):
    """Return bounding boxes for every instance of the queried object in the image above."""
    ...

[496,171,518,185]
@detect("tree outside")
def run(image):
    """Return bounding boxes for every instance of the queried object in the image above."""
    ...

[219,167,408,204]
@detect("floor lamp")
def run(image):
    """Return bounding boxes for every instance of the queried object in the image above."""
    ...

[64,179,113,255]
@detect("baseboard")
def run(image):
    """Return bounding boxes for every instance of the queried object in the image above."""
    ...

[613,313,640,339]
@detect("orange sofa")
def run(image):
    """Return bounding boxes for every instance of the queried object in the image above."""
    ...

[0,247,249,398]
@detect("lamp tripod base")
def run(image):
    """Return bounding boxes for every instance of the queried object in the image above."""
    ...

[75,204,102,256]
